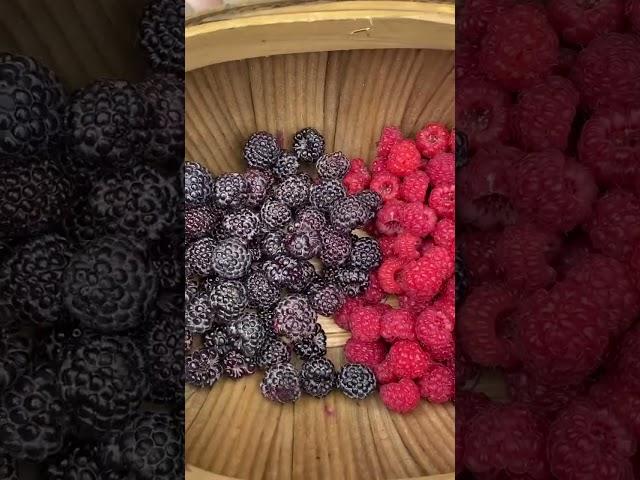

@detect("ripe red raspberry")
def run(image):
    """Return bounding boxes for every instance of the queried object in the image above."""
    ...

[376,126,403,161]
[561,254,640,337]
[401,202,437,237]
[458,0,514,43]
[630,242,640,293]
[590,381,640,439]
[374,357,397,385]
[629,0,640,32]
[343,158,371,194]
[458,283,519,368]
[506,370,584,417]
[417,365,454,403]
[571,33,640,110]
[378,235,395,258]
[349,305,382,342]
[586,189,640,261]
[400,247,453,299]
[457,145,523,230]
[604,324,640,393]
[415,308,454,362]
[509,150,597,233]
[517,287,609,386]
[343,338,386,368]
[494,223,561,293]
[456,78,511,151]
[398,294,428,317]
[415,123,450,159]
[385,140,422,177]
[548,401,636,480]
[459,230,500,282]
[369,172,400,201]
[425,152,454,187]
[391,232,421,260]
[375,200,405,236]
[333,297,363,331]
[479,4,559,91]
[464,403,548,478]
[578,106,640,188]
[455,42,481,80]
[428,185,454,221]
[547,0,625,46]
[377,257,405,294]
[380,378,421,413]
[361,273,384,305]
[432,219,454,249]
[380,309,415,343]
[399,170,429,202]
[387,340,430,379]
[512,76,579,152]
[433,277,456,324]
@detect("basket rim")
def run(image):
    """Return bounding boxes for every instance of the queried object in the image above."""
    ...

[185,0,454,70]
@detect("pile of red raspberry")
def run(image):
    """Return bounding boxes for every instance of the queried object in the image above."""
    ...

[338,123,455,413]
[457,0,640,478]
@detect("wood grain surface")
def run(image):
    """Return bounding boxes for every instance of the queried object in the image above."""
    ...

[0,0,147,90]
[185,1,454,68]
[186,347,455,480]
[186,48,454,172]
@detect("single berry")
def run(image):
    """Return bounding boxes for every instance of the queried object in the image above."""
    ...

[272,295,317,342]
[479,4,559,91]
[403,202,439,236]
[293,127,325,163]
[343,158,371,194]
[425,152,454,187]
[185,348,222,388]
[261,198,293,230]
[380,309,415,343]
[273,151,299,179]
[376,126,403,161]
[415,123,450,158]
[0,365,66,460]
[343,338,386,368]
[330,196,371,232]
[309,180,347,212]
[291,207,327,232]
[214,173,247,210]
[260,363,301,403]
[222,209,260,242]
[186,237,217,277]
[0,53,65,160]
[349,305,382,342]
[380,378,421,413]
[59,334,146,437]
[293,323,327,361]
[387,340,430,379]
[243,131,280,170]
[260,231,286,258]
[349,237,381,272]
[337,363,377,400]
[65,80,149,169]
[212,237,252,280]
[286,229,321,260]
[399,171,429,202]
[316,151,350,180]
[210,280,248,323]
[139,0,184,73]
[256,338,291,370]
[63,236,158,332]
[244,169,274,209]
[184,161,216,209]
[300,358,336,398]
[319,228,352,267]
[223,351,257,379]
[309,283,345,316]
[273,173,312,208]
[385,140,421,176]
[246,271,280,309]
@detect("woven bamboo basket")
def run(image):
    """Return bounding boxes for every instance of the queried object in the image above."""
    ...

[185,2,455,480]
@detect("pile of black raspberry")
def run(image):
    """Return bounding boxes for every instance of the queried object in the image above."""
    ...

[0,0,185,474]
[185,128,380,403]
